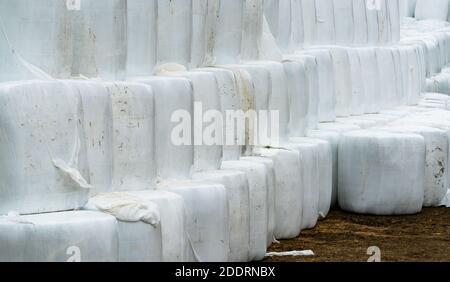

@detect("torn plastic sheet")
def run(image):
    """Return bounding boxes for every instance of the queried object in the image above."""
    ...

[85,192,160,226]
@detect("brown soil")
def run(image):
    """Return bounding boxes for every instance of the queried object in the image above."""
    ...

[264,208,450,262]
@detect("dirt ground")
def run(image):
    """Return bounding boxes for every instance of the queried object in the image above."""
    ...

[264,207,450,262]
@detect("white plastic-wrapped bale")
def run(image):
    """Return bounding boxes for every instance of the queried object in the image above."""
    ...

[241,0,264,60]
[307,130,340,206]
[83,192,163,261]
[290,138,333,219]
[333,0,354,45]
[247,61,290,140]
[379,125,448,207]
[315,0,336,45]
[161,180,229,262]
[126,0,157,76]
[299,49,336,122]
[0,0,72,81]
[258,148,302,239]
[283,60,309,137]
[156,0,192,67]
[192,170,250,262]
[221,160,269,261]
[196,67,242,160]
[376,48,398,109]
[387,0,401,43]
[130,77,194,180]
[0,81,91,215]
[339,130,425,215]
[415,0,449,21]
[366,0,380,45]
[347,48,365,116]
[290,0,305,51]
[71,0,127,80]
[212,0,244,64]
[125,190,190,262]
[282,142,319,229]
[180,71,223,172]
[336,117,378,129]
[117,220,163,262]
[264,0,292,53]
[106,82,156,191]
[301,0,317,46]
[0,211,118,262]
[300,55,320,130]
[241,156,276,247]
[357,48,381,114]
[328,47,353,117]
[352,0,369,45]
[77,81,113,194]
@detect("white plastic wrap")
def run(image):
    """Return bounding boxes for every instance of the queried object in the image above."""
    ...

[387,0,401,43]
[192,170,250,262]
[406,46,422,105]
[284,60,308,137]
[307,130,340,206]
[84,192,164,262]
[161,180,230,262]
[248,61,289,140]
[126,190,190,262]
[117,220,163,262]
[328,47,352,117]
[126,0,157,76]
[315,0,336,45]
[0,211,118,262]
[197,67,242,160]
[376,48,398,109]
[283,142,319,229]
[300,55,320,130]
[181,71,222,172]
[415,0,449,21]
[77,81,113,194]
[217,65,256,155]
[357,48,381,114]
[366,0,380,45]
[377,0,390,44]
[347,48,365,116]
[242,0,264,60]
[379,126,448,207]
[290,138,333,219]
[156,0,192,66]
[301,0,317,46]
[290,0,305,51]
[300,49,336,122]
[0,81,90,214]
[333,0,354,45]
[259,148,302,239]
[107,82,156,191]
[130,77,194,180]
[339,130,425,215]
[190,0,210,68]
[352,0,369,45]
[0,0,72,81]
[264,0,291,53]
[213,0,244,64]
[221,160,269,261]
[241,156,276,247]
[71,0,127,80]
